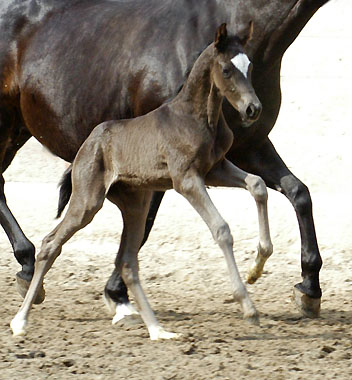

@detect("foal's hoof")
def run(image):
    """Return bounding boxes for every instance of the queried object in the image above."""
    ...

[246,266,262,285]
[244,310,260,326]
[15,273,45,305]
[10,315,27,337]
[148,326,181,341]
[292,286,321,318]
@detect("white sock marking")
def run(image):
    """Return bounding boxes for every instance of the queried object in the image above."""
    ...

[148,325,180,341]
[112,302,139,325]
[11,313,27,336]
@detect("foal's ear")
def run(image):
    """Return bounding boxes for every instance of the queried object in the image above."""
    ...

[214,23,228,52]
[237,20,254,46]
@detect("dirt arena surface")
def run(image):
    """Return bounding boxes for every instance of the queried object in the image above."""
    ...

[0,1,351,379]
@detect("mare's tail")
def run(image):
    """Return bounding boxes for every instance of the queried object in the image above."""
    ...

[56,165,73,218]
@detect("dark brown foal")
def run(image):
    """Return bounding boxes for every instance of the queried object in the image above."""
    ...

[11,23,272,340]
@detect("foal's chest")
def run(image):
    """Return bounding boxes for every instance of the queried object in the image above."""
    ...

[160,114,232,175]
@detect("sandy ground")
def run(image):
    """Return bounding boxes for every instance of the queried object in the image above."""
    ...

[0,0,352,379]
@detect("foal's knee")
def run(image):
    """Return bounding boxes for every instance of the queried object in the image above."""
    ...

[246,175,268,202]
[214,222,233,248]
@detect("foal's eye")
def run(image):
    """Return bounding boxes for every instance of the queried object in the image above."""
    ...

[222,68,231,78]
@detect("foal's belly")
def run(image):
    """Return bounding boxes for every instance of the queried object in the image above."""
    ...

[112,155,175,191]
[116,176,174,192]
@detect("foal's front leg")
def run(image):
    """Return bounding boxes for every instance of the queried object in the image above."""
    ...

[206,159,273,285]
[229,138,322,317]
[173,172,259,325]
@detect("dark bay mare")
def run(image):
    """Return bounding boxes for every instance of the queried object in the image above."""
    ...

[11,24,272,338]
[0,0,329,318]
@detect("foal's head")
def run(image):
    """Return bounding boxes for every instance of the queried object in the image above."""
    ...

[212,23,261,126]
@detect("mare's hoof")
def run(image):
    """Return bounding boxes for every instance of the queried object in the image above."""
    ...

[292,286,321,318]
[112,303,139,325]
[103,290,139,324]
[15,273,45,305]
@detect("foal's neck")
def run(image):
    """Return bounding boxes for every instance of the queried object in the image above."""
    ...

[177,45,223,124]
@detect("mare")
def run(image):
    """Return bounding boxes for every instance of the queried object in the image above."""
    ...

[11,24,271,339]
[0,0,329,318]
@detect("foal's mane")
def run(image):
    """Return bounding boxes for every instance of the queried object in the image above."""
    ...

[173,43,208,96]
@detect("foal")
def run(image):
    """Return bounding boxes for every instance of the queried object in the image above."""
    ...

[11,23,272,340]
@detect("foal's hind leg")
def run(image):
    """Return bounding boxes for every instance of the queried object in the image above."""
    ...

[108,189,179,340]
[206,159,273,285]
[10,161,108,336]
[173,171,259,325]
[103,191,166,320]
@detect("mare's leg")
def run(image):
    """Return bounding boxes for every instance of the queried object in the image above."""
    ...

[206,159,273,285]
[103,191,165,315]
[174,171,259,324]
[108,189,179,340]
[0,111,42,301]
[10,158,108,336]
[229,138,322,317]
[141,191,165,246]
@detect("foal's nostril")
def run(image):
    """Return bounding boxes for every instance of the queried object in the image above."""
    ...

[246,103,257,119]
[246,103,261,120]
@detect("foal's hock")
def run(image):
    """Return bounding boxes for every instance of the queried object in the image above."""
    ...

[11,23,272,340]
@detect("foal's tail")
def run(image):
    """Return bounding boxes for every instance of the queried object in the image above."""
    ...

[56,165,73,218]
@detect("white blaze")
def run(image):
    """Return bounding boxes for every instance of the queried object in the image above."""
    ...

[231,53,251,78]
